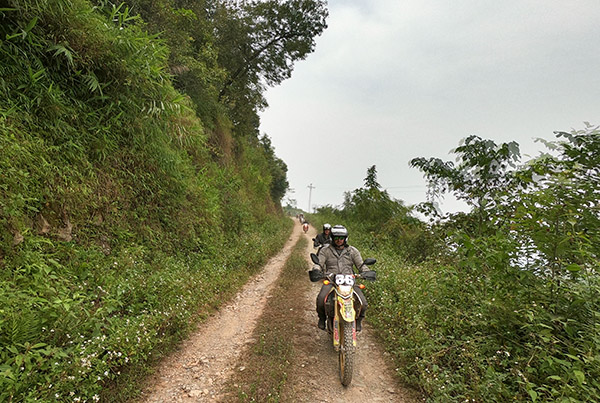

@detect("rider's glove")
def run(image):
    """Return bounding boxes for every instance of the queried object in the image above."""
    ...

[308,268,324,282]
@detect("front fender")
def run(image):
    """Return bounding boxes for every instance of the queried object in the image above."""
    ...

[338,295,355,322]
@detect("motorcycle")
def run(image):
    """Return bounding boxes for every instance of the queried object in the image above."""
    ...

[309,253,376,386]
[302,222,309,233]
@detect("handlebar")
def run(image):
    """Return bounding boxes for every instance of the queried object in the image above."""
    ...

[309,270,377,283]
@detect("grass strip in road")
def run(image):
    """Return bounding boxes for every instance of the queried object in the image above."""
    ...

[223,236,309,402]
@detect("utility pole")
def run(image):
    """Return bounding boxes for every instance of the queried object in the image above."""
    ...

[307,183,315,213]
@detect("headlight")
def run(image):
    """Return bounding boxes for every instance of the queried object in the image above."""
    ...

[338,285,353,296]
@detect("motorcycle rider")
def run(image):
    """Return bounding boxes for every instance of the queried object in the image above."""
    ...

[312,225,369,331]
[313,223,332,248]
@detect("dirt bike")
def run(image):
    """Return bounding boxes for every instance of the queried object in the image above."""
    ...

[309,253,376,386]
[302,222,309,233]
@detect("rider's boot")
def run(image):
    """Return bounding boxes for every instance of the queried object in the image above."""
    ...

[356,316,364,332]
[318,316,326,330]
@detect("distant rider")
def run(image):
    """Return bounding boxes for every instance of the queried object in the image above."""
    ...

[313,223,332,249]
[312,225,369,331]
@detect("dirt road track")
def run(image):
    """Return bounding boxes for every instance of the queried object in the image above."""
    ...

[136,221,419,402]
[280,226,418,402]
[137,222,303,402]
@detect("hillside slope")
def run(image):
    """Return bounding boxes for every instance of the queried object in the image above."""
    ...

[0,0,327,400]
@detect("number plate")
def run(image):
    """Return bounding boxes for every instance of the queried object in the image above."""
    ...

[335,274,355,286]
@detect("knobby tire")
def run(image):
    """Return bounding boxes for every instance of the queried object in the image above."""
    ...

[339,320,355,386]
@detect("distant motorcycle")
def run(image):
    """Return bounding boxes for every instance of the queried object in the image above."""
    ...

[309,253,376,386]
[302,222,309,233]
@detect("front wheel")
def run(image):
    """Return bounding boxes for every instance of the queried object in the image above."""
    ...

[339,320,355,386]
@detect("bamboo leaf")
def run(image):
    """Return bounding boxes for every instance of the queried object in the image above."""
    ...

[24,17,38,32]
[573,370,585,384]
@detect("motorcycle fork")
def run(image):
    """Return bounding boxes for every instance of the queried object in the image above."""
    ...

[333,292,356,349]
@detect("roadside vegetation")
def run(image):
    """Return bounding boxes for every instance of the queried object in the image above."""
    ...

[0,0,326,401]
[309,126,600,402]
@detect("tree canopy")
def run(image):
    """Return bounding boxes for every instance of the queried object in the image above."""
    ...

[95,0,327,201]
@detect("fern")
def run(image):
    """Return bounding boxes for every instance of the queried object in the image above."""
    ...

[47,43,74,68]
[81,71,102,95]
[3,311,40,346]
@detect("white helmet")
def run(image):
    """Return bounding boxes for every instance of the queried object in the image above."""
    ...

[331,225,348,240]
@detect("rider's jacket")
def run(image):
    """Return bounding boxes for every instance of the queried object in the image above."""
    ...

[313,232,331,247]
[314,244,366,275]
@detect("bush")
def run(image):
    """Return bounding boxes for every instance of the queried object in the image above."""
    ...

[0,218,293,402]
[310,129,600,401]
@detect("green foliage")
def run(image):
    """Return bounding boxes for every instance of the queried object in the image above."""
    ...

[410,135,522,235]
[214,0,328,119]
[363,235,600,402]
[0,0,305,400]
[396,128,600,401]
[313,165,438,262]
[342,165,406,230]
[100,0,226,125]
[260,134,289,203]
[314,127,600,401]
[0,218,292,402]
[513,124,600,276]
[102,0,328,138]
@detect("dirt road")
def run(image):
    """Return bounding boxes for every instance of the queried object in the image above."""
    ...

[280,226,417,402]
[136,222,418,402]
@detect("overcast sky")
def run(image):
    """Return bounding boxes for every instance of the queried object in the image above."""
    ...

[259,0,600,214]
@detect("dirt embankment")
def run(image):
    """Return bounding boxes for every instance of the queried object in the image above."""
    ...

[136,221,420,402]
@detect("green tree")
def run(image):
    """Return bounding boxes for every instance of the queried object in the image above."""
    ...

[95,0,226,124]
[512,124,600,277]
[214,0,327,132]
[343,165,412,230]
[216,0,327,97]
[410,135,522,235]
[259,134,289,203]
